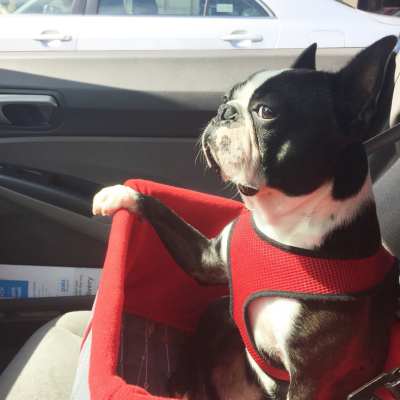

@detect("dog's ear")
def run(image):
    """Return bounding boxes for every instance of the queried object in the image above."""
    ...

[291,43,317,70]
[334,35,397,140]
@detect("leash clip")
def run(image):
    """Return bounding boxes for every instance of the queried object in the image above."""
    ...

[347,367,400,400]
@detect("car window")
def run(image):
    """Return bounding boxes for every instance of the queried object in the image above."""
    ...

[98,0,268,16]
[205,0,266,16]
[0,0,74,14]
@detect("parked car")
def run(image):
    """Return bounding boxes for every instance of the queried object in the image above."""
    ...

[0,0,399,51]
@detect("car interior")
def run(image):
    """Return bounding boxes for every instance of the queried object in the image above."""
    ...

[98,0,157,15]
[0,45,399,399]
[97,0,267,16]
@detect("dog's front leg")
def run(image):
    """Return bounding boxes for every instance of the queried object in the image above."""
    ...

[93,185,228,285]
[286,375,318,400]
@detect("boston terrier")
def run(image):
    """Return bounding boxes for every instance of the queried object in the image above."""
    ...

[92,36,399,399]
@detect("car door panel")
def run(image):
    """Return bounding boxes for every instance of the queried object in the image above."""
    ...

[0,16,79,51]
[0,184,107,265]
[0,44,365,374]
[0,48,357,268]
[0,48,356,135]
[0,164,98,216]
[76,16,280,50]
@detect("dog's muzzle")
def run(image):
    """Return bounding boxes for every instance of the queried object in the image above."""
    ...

[203,126,259,197]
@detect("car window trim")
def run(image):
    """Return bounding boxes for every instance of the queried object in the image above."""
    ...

[259,0,274,17]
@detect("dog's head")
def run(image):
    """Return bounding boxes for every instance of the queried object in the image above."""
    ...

[202,36,397,200]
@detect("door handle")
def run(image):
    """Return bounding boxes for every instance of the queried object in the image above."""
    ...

[34,32,72,42]
[221,32,263,43]
[0,94,58,127]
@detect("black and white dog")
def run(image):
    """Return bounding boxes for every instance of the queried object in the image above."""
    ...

[93,36,399,399]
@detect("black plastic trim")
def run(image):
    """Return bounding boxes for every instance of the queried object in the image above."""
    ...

[0,164,101,216]
[0,89,64,133]
[0,295,95,313]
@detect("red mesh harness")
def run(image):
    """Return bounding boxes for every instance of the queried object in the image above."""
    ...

[228,210,396,382]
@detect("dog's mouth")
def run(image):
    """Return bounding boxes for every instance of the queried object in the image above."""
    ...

[204,143,259,197]
[237,184,259,197]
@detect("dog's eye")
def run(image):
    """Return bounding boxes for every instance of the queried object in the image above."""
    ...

[222,95,229,104]
[257,105,274,120]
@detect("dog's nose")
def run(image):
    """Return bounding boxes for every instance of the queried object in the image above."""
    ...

[220,104,238,121]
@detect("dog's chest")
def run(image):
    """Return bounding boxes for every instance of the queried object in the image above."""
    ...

[248,297,302,366]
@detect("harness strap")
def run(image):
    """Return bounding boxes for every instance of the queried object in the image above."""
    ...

[365,122,400,155]
[228,211,396,383]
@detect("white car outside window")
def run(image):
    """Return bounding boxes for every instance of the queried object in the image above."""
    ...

[78,0,278,51]
[0,0,398,51]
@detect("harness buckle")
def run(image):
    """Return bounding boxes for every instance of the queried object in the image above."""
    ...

[347,367,400,400]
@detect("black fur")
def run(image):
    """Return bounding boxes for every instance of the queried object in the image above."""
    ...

[318,202,382,259]
[251,69,344,196]
[291,43,317,70]
[137,193,227,285]
[245,36,398,199]
[169,297,273,400]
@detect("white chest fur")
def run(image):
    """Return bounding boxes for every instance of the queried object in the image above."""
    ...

[247,297,302,392]
[248,297,301,368]
[243,178,373,250]
[247,297,301,395]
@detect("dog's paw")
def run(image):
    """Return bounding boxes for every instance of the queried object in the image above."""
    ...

[92,184,139,216]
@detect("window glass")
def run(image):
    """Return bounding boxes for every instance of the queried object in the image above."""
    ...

[205,0,266,16]
[98,0,268,16]
[0,0,74,14]
[155,0,201,15]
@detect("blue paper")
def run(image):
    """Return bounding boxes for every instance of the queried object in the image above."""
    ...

[0,280,28,298]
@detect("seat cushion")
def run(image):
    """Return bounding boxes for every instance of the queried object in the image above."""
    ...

[0,311,90,400]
